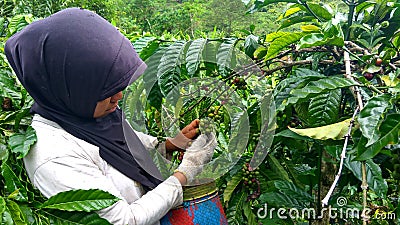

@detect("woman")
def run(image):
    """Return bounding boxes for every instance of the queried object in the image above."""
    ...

[5,8,216,225]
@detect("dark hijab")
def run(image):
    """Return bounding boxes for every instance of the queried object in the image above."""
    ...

[4,8,163,189]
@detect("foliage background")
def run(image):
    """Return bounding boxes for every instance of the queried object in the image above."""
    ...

[1,0,400,224]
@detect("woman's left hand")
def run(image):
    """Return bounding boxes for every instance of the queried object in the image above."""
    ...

[166,119,200,152]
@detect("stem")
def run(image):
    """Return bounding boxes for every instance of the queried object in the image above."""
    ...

[343,52,364,108]
[299,1,322,22]
[261,59,335,77]
[317,146,323,212]
[361,162,368,224]
[321,106,359,206]
[345,1,356,41]
[321,51,369,225]
[343,51,369,225]
[367,84,384,95]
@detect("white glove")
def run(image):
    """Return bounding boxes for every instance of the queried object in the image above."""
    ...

[176,133,217,184]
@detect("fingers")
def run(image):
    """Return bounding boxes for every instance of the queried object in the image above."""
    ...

[184,128,200,140]
[181,119,200,139]
[182,119,200,134]
[186,134,207,151]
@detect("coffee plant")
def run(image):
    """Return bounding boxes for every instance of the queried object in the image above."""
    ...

[1,0,400,224]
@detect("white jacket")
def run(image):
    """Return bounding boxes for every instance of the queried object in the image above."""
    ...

[24,114,183,225]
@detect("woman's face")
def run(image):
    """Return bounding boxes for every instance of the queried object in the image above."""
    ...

[93,91,123,118]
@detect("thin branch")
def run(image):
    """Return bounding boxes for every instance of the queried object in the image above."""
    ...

[345,1,356,41]
[345,41,370,55]
[321,106,359,206]
[327,50,369,225]
[261,59,335,76]
[299,1,322,23]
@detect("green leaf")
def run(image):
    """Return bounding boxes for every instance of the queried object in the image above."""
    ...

[358,94,393,147]
[356,114,400,161]
[186,38,207,77]
[0,141,8,161]
[279,15,315,30]
[133,37,156,54]
[364,64,382,74]
[300,25,320,32]
[307,89,341,127]
[274,129,313,141]
[244,35,258,58]
[8,126,37,159]
[289,118,352,140]
[273,73,324,109]
[143,48,165,109]
[292,164,317,185]
[0,196,5,216]
[344,155,387,198]
[298,33,344,49]
[226,192,246,225]
[122,82,147,133]
[242,201,258,225]
[356,1,374,14]
[7,14,32,37]
[248,0,299,13]
[157,41,186,96]
[223,172,243,206]
[267,155,290,181]
[40,189,119,212]
[1,206,13,225]
[259,180,312,209]
[278,77,358,111]
[149,149,172,180]
[265,32,305,60]
[5,200,27,225]
[1,162,28,202]
[0,71,21,104]
[216,38,238,75]
[42,209,112,225]
[17,205,34,225]
[253,46,268,59]
[305,3,333,21]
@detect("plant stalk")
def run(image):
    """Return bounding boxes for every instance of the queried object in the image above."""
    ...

[321,106,359,206]
[345,1,356,41]
[321,51,369,225]
[344,51,368,225]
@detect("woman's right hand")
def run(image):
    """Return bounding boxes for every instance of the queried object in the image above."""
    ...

[174,133,217,185]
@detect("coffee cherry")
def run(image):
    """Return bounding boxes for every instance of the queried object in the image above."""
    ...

[363,72,374,81]
[375,58,383,66]
[178,152,184,161]
[1,98,12,111]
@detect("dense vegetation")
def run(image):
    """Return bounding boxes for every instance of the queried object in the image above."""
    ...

[1,0,400,224]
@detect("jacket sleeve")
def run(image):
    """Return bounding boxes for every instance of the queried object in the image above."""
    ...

[30,155,183,225]
[97,176,183,225]
[134,130,173,160]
